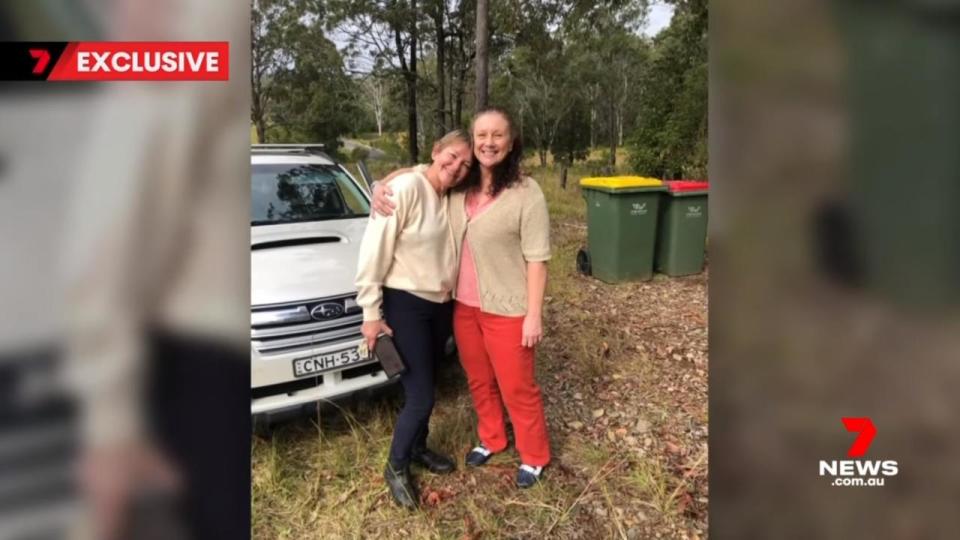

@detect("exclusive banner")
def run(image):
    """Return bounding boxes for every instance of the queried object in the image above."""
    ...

[0,42,229,81]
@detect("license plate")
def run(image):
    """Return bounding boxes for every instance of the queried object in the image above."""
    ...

[293,347,365,378]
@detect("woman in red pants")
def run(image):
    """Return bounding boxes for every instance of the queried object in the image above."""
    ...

[373,107,552,488]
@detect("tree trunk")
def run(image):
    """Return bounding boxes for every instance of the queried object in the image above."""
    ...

[539,148,547,167]
[434,3,446,137]
[251,17,265,144]
[609,99,617,169]
[444,40,453,130]
[403,0,419,163]
[617,109,623,147]
[446,59,454,128]
[561,165,568,189]
[589,106,595,148]
[256,118,267,144]
[417,106,425,151]
[475,0,489,111]
[367,78,385,138]
[454,84,463,127]
[454,27,472,127]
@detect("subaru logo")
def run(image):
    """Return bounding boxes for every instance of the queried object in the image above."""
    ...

[310,302,344,320]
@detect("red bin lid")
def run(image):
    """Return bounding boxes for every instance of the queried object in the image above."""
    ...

[666,180,709,193]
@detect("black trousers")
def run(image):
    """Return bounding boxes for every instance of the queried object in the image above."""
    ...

[382,288,453,468]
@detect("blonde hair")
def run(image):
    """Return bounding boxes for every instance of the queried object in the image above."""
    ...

[432,129,471,152]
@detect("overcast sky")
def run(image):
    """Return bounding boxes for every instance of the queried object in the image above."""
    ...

[643,1,675,37]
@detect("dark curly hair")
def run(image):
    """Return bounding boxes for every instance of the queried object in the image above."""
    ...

[454,107,525,197]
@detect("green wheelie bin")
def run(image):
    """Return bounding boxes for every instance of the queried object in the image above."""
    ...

[577,176,666,283]
[655,181,709,276]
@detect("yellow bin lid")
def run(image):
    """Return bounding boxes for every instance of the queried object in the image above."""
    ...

[579,176,664,190]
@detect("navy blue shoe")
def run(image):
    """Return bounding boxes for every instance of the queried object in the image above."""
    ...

[516,464,544,488]
[465,445,494,467]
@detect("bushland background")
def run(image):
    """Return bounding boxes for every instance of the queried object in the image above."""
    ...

[251,1,708,538]
[251,0,707,180]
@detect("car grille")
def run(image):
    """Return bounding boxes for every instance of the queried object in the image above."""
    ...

[251,294,363,355]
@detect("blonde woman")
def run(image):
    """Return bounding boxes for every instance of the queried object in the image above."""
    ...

[355,130,473,508]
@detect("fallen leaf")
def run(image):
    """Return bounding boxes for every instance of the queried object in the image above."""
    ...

[592,409,605,419]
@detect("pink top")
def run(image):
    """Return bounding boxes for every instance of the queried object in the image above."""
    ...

[455,192,498,307]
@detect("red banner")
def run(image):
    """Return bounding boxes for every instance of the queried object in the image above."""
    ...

[44,42,229,81]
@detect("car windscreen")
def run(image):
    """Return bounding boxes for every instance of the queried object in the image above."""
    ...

[251,163,370,225]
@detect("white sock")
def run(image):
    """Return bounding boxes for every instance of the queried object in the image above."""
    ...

[519,464,543,476]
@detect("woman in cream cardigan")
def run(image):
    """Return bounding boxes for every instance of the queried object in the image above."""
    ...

[355,130,473,509]
[372,108,552,488]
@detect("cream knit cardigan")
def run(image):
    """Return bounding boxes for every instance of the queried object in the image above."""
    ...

[449,177,551,316]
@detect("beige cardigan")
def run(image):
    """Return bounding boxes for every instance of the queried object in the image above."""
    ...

[449,177,551,316]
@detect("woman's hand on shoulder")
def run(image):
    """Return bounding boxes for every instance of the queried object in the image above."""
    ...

[372,182,396,217]
[372,167,415,217]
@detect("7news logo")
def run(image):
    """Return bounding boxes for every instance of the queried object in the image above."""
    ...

[819,417,898,487]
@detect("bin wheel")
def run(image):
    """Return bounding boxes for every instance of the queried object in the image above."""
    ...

[576,248,592,276]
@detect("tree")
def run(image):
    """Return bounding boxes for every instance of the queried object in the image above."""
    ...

[551,98,591,166]
[362,74,387,136]
[250,0,362,150]
[565,2,649,170]
[628,0,707,178]
[449,0,476,126]
[475,0,489,111]
[251,0,297,143]
[503,39,579,167]
[330,0,422,162]
[267,6,361,152]
[426,0,448,134]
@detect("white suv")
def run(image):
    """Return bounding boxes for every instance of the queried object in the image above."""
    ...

[250,144,392,423]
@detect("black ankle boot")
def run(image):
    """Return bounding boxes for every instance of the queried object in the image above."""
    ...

[384,463,418,509]
[411,448,456,474]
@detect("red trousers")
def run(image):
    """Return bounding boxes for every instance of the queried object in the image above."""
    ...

[453,302,551,466]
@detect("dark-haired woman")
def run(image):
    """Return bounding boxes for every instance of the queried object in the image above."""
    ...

[372,108,552,488]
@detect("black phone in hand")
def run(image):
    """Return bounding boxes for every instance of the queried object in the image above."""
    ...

[374,334,406,378]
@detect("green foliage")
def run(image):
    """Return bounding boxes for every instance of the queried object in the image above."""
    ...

[628,0,708,179]
[550,98,591,165]
[251,0,707,178]
[350,146,370,162]
[371,133,407,162]
[269,28,360,150]
[252,0,363,150]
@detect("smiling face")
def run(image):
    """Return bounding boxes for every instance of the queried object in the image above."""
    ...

[472,111,513,169]
[430,139,473,190]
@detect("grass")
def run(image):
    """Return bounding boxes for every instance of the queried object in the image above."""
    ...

[252,162,707,539]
